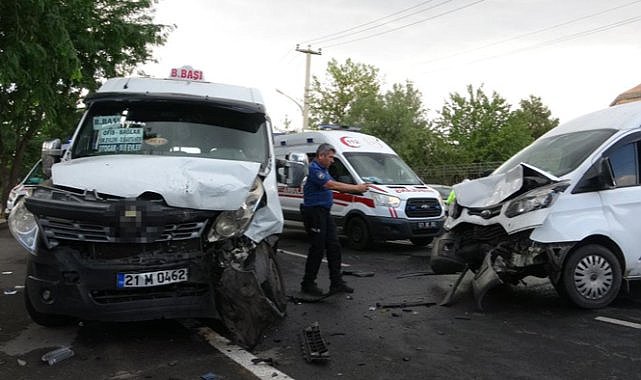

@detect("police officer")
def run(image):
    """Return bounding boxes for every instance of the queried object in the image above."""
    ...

[300,143,369,296]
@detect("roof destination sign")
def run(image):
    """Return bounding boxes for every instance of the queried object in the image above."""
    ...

[169,65,204,81]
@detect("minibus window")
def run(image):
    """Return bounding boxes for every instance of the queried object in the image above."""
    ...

[608,143,638,187]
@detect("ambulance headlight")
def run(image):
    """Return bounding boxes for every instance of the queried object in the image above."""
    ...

[8,199,39,254]
[372,192,401,208]
[208,177,265,241]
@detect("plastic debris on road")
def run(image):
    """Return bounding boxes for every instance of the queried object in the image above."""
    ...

[41,347,75,365]
[3,288,17,295]
[200,372,220,380]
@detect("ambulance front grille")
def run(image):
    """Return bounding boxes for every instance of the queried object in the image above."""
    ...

[405,198,442,217]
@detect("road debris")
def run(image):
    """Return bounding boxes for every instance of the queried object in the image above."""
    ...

[41,346,75,365]
[200,372,220,380]
[3,288,17,295]
[342,269,375,277]
[252,357,277,366]
[375,301,436,309]
[1,271,13,275]
[439,266,469,306]
[300,322,329,363]
[396,271,437,279]
[17,358,27,367]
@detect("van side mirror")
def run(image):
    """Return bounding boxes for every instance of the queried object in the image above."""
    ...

[41,139,62,179]
[276,159,307,187]
[573,157,615,194]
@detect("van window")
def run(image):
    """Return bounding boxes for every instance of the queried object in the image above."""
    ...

[328,157,355,184]
[344,152,422,185]
[494,129,616,177]
[608,142,638,187]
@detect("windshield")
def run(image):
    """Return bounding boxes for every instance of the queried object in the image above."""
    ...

[344,152,422,185]
[494,129,617,177]
[72,99,269,168]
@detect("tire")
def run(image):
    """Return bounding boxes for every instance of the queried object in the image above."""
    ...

[561,244,622,309]
[346,217,370,250]
[410,237,433,247]
[254,248,287,314]
[24,284,74,327]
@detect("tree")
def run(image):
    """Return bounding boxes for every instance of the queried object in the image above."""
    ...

[0,0,171,216]
[433,85,533,164]
[309,58,380,127]
[511,95,559,139]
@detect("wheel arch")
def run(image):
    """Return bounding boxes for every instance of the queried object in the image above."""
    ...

[563,235,626,275]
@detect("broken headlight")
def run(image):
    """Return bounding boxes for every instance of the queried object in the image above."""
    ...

[8,198,39,254]
[371,192,400,208]
[505,182,568,218]
[208,177,265,242]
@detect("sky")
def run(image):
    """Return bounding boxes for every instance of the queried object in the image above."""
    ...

[140,0,641,132]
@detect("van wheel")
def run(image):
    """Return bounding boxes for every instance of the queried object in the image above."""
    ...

[410,237,433,247]
[24,284,74,327]
[255,247,287,314]
[346,217,370,250]
[562,244,621,309]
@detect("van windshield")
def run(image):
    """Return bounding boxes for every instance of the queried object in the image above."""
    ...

[344,152,422,185]
[494,129,617,177]
[72,99,269,169]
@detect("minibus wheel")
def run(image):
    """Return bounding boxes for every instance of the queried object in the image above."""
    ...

[346,217,370,250]
[561,244,622,309]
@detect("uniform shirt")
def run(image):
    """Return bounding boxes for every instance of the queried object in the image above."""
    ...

[303,160,333,209]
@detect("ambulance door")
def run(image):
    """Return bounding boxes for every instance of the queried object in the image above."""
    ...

[328,157,355,219]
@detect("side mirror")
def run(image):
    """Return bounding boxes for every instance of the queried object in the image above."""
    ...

[288,152,308,165]
[276,159,307,187]
[573,157,615,194]
[41,139,62,179]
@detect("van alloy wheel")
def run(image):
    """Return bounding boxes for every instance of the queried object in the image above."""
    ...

[562,244,621,309]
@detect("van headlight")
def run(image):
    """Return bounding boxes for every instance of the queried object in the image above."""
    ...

[505,183,568,218]
[372,192,401,208]
[208,177,265,241]
[8,199,39,254]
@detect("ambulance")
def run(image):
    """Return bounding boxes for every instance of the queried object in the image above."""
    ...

[274,129,445,249]
[7,66,305,348]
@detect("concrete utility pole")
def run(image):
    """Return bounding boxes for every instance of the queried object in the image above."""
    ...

[295,44,321,131]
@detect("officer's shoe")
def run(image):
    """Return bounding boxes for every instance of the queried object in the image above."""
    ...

[301,283,324,297]
[329,281,354,294]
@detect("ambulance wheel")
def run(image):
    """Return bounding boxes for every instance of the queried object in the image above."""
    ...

[561,244,621,309]
[410,237,433,247]
[346,217,370,250]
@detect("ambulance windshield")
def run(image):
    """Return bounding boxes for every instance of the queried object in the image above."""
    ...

[344,152,422,185]
[72,99,269,169]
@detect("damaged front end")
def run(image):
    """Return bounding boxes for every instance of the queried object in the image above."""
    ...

[18,184,285,348]
[431,163,572,309]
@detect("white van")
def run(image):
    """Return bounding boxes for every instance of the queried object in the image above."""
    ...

[431,100,641,309]
[274,129,445,249]
[7,69,305,348]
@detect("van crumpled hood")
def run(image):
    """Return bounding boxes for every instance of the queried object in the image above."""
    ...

[453,163,559,208]
[52,155,260,211]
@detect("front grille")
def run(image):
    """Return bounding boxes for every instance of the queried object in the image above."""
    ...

[405,198,442,217]
[39,216,208,243]
[90,283,209,304]
[467,205,502,219]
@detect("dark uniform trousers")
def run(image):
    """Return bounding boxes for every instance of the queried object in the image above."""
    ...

[301,205,342,286]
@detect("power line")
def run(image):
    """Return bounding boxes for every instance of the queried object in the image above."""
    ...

[300,0,438,45]
[303,0,456,46]
[418,0,641,65]
[422,13,641,74]
[322,0,486,49]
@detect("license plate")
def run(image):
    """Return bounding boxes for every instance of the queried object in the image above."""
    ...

[416,221,438,229]
[117,268,188,288]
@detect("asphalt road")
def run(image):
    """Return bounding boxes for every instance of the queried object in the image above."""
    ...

[2,224,641,379]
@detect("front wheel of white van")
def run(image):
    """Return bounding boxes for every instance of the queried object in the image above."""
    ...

[562,244,622,309]
[346,217,370,250]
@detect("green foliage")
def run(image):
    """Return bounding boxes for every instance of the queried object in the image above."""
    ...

[511,95,559,139]
[0,0,170,215]
[309,58,381,127]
